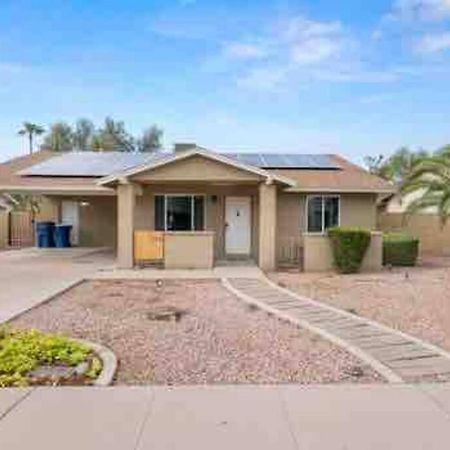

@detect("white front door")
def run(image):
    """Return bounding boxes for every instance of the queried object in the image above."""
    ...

[225,196,251,255]
[61,201,79,245]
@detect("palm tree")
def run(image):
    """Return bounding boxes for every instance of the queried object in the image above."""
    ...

[401,150,450,226]
[18,122,45,154]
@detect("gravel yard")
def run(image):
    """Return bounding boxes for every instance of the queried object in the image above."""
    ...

[273,256,450,352]
[11,279,381,385]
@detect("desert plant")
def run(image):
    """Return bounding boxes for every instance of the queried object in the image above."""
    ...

[383,232,419,266]
[0,327,90,387]
[328,227,371,274]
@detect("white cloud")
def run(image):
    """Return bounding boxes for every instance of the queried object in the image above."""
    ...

[222,42,268,60]
[281,17,343,41]
[233,16,365,90]
[236,67,288,91]
[415,31,450,51]
[281,17,345,66]
[387,0,450,22]
[290,37,342,65]
[210,13,443,92]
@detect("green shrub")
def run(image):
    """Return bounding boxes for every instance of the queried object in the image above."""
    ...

[0,327,90,387]
[383,232,419,266]
[328,227,371,274]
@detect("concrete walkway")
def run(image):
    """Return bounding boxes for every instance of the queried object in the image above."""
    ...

[224,277,450,384]
[0,248,114,323]
[1,384,450,449]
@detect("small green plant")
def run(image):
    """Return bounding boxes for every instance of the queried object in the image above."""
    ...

[0,327,90,387]
[383,232,419,266]
[328,227,371,274]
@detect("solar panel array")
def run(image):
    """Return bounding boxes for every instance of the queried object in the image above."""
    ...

[20,151,161,177]
[20,151,340,177]
[222,153,340,169]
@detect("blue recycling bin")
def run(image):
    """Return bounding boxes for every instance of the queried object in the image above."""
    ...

[36,221,55,248]
[54,224,72,248]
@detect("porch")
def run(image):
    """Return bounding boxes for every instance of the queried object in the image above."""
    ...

[117,181,278,271]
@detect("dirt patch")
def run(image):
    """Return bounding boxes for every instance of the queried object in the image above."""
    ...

[11,279,382,385]
[272,256,450,352]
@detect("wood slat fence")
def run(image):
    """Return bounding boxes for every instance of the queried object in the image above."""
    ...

[0,210,34,249]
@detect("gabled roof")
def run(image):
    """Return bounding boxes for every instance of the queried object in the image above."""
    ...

[0,147,394,195]
[97,146,297,187]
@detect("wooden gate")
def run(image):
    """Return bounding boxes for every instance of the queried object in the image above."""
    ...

[134,231,164,264]
[0,211,8,248]
[9,211,34,248]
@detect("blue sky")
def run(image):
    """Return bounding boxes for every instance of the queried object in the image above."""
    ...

[1,0,450,164]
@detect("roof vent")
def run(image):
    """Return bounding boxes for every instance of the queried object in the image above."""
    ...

[174,143,197,153]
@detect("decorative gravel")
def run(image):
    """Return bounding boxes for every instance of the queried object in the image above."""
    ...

[11,279,381,385]
[273,256,450,353]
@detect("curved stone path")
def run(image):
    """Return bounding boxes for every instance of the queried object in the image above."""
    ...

[223,277,450,384]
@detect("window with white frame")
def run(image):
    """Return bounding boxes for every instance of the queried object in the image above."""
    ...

[306,195,340,233]
[154,195,205,231]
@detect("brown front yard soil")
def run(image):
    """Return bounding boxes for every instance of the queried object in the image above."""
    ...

[273,256,450,352]
[11,279,382,385]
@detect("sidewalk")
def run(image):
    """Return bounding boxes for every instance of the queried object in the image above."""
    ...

[1,384,450,449]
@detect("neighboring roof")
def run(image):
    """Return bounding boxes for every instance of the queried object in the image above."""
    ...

[0,148,394,195]
[274,155,394,193]
[98,147,297,187]
[0,150,114,195]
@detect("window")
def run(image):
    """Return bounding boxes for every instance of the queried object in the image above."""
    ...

[306,195,339,233]
[154,195,205,231]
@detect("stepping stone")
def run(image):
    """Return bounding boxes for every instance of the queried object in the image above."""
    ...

[350,335,410,348]
[333,327,388,340]
[368,345,438,362]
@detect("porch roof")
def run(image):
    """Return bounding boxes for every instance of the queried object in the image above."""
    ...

[97,147,297,187]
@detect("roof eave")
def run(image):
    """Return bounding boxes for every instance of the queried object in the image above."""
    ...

[284,186,396,194]
[0,185,116,196]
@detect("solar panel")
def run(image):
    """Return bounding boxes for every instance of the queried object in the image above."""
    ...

[223,153,340,169]
[234,153,264,167]
[259,154,287,168]
[20,151,164,177]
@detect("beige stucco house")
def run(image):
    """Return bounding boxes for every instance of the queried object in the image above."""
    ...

[0,144,393,271]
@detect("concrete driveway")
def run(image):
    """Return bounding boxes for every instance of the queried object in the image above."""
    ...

[0,247,114,323]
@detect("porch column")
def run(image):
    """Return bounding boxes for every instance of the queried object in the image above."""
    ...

[258,181,277,271]
[117,183,136,269]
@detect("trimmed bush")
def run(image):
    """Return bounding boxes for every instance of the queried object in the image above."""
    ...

[328,227,371,274]
[383,232,419,266]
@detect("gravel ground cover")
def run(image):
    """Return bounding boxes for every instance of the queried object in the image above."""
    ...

[11,279,381,385]
[273,256,450,352]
